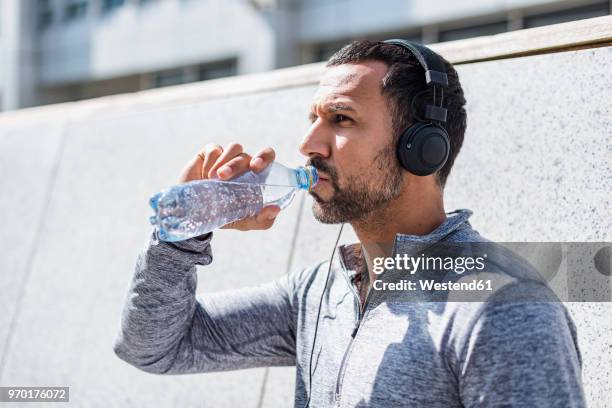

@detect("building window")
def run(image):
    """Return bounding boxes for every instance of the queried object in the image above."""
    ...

[197,59,238,81]
[153,69,187,88]
[524,2,610,29]
[102,0,125,13]
[38,0,54,30]
[439,20,508,42]
[64,1,88,22]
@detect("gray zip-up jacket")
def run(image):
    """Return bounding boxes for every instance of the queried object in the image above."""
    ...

[113,209,586,407]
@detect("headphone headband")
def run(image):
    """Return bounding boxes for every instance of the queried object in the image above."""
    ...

[383,39,448,123]
[383,39,449,87]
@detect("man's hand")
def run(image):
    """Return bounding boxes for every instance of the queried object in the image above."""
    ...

[178,142,281,231]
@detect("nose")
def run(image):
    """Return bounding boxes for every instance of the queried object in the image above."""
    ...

[299,120,332,159]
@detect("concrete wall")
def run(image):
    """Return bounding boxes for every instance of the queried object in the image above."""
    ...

[0,44,609,407]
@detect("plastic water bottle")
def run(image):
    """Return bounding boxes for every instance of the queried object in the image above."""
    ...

[148,162,318,242]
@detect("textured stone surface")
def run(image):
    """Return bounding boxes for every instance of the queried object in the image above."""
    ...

[446,47,611,243]
[0,46,609,407]
[0,121,64,369]
[444,46,611,408]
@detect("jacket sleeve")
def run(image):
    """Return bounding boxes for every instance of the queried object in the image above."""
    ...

[112,228,298,375]
[458,296,586,407]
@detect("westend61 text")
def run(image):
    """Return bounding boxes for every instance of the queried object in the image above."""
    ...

[373,279,493,292]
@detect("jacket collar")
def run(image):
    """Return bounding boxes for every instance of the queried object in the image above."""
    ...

[337,209,474,280]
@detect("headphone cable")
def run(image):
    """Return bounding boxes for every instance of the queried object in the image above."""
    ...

[304,222,345,407]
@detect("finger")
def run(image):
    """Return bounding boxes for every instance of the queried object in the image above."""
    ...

[179,155,203,182]
[208,142,243,179]
[220,216,261,231]
[248,205,281,230]
[216,153,252,180]
[179,145,218,182]
[256,205,281,223]
[250,147,276,173]
[199,144,223,179]
[220,205,280,231]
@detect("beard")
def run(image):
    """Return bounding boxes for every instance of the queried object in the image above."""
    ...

[306,143,404,224]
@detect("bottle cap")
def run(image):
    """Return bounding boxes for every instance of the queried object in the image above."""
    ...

[297,166,319,190]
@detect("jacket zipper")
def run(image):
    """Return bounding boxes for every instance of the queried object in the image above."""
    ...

[334,270,376,403]
[332,239,448,404]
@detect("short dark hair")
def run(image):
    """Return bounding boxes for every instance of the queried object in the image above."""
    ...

[326,40,467,188]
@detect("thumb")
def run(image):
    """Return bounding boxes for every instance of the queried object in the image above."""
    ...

[253,205,281,229]
[258,205,281,221]
[220,205,281,231]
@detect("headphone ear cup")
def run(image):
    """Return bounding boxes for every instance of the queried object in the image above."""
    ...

[396,122,450,176]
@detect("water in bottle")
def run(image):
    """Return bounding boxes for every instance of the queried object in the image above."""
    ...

[148,162,318,242]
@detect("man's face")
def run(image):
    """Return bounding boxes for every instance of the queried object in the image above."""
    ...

[300,61,404,224]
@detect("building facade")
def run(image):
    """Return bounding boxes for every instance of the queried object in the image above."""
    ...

[1,0,610,111]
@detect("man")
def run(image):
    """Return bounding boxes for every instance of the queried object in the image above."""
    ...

[113,40,585,407]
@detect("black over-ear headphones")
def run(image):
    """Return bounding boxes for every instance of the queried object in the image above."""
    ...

[383,39,450,176]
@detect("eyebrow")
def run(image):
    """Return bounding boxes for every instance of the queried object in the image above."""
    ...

[337,73,358,86]
[308,103,356,121]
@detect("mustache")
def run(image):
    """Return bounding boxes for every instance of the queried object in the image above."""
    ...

[305,156,338,182]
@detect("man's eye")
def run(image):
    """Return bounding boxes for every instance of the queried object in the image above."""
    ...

[334,114,352,123]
